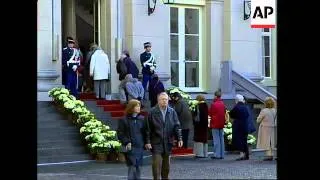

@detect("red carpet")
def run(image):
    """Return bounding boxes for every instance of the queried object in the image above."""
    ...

[79,92,96,100]
[171,147,193,155]
[80,93,148,119]
[80,93,193,155]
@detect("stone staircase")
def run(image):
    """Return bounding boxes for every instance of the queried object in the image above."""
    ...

[37,102,91,165]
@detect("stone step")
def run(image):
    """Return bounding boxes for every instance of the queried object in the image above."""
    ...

[37,111,65,118]
[37,153,92,164]
[37,146,87,157]
[37,126,79,133]
[37,131,80,140]
[37,139,83,149]
[37,120,73,128]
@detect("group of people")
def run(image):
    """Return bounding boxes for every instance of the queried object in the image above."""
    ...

[62,37,111,100]
[116,42,165,107]
[117,90,277,179]
[62,37,277,180]
[62,37,163,106]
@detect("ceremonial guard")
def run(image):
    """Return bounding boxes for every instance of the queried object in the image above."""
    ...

[140,42,157,99]
[62,39,81,98]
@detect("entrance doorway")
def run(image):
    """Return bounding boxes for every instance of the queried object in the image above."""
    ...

[62,0,100,56]
[61,0,102,94]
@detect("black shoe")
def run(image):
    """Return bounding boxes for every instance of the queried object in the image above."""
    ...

[236,157,247,161]
[195,156,206,158]
[211,156,223,159]
[263,157,273,161]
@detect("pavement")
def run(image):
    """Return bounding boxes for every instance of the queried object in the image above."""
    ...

[37,153,276,179]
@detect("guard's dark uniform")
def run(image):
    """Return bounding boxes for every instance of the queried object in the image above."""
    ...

[62,47,80,98]
[62,47,73,86]
[140,51,157,95]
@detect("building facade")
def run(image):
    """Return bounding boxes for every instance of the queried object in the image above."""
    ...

[37,0,277,101]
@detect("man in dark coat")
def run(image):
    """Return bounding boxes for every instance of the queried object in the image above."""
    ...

[229,94,250,160]
[140,42,157,99]
[145,92,183,180]
[170,92,193,148]
[148,74,165,107]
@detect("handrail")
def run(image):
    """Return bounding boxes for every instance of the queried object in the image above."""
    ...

[232,70,277,102]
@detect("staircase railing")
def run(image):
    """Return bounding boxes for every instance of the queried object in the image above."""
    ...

[232,70,277,102]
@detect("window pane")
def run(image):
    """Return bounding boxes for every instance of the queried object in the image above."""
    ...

[263,28,270,32]
[171,62,179,87]
[185,35,199,61]
[185,8,199,34]
[170,35,179,60]
[185,62,199,87]
[264,57,271,77]
[170,8,178,33]
[263,36,270,56]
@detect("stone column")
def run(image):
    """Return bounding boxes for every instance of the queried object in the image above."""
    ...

[37,0,63,101]
[101,0,119,94]
[124,0,171,88]
[206,0,224,93]
[220,0,234,99]
[63,0,76,40]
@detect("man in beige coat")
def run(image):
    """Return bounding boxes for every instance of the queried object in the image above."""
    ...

[256,97,277,161]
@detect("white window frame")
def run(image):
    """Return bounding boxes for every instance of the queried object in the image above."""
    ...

[170,6,203,92]
[262,28,272,78]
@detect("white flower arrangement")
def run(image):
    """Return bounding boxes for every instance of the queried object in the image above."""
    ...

[49,87,70,99]
[167,87,192,100]
[188,100,199,112]
[72,107,88,114]
[74,100,85,107]
[89,140,122,153]
[166,87,197,112]
[49,87,123,155]
[64,100,76,110]
[85,132,106,142]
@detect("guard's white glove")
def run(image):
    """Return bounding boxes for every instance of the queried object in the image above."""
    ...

[150,66,155,71]
[72,65,77,71]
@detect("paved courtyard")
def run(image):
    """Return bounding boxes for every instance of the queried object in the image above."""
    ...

[38,153,276,179]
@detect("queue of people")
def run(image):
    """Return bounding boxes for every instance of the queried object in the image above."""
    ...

[62,37,277,180]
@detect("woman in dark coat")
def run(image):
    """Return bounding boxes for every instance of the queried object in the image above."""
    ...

[117,99,146,180]
[123,50,139,79]
[229,94,250,161]
[193,95,209,158]
[148,74,165,107]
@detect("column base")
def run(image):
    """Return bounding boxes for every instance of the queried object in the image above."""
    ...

[37,70,62,101]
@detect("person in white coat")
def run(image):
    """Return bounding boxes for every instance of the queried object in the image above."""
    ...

[90,46,111,99]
